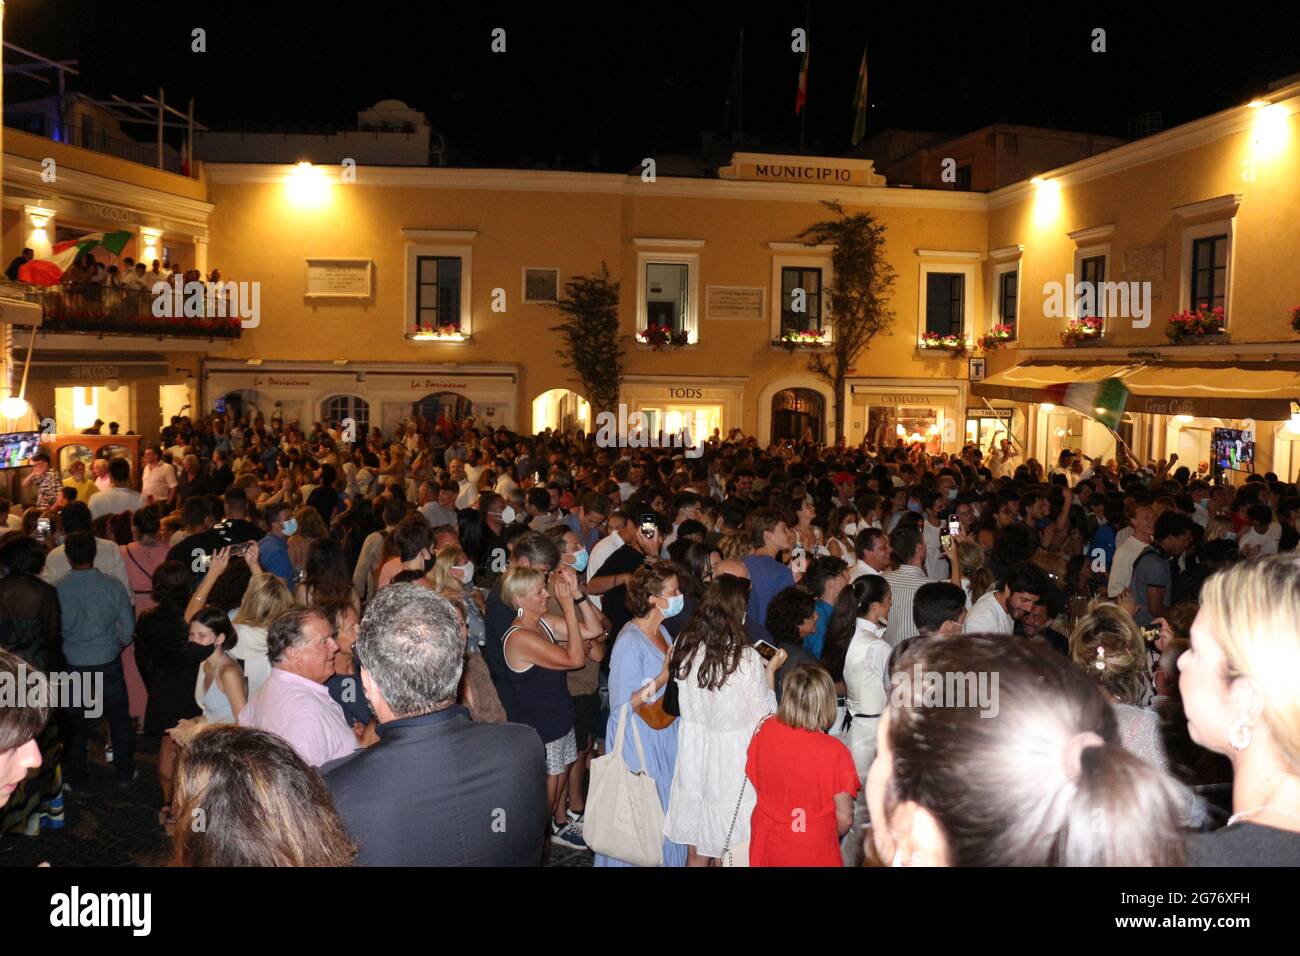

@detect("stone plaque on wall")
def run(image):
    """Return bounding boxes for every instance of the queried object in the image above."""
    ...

[706,285,764,320]
[1124,243,1165,300]
[306,258,373,298]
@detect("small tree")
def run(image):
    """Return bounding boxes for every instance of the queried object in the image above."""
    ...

[549,264,624,414]
[798,201,897,443]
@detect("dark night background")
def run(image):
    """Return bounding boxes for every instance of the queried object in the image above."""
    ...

[6,1,1300,171]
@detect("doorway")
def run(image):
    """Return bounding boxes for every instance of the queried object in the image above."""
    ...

[770,388,825,444]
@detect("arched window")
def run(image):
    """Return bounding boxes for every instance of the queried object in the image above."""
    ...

[322,395,369,440]
[770,388,825,444]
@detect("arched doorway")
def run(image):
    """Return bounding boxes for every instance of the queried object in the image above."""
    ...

[770,388,825,444]
[220,389,262,422]
[414,391,473,425]
[532,388,591,435]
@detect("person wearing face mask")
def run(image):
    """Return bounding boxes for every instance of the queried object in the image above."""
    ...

[165,607,246,750]
[827,506,860,562]
[258,503,298,591]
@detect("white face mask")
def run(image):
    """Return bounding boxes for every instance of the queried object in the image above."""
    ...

[453,560,475,584]
[500,505,516,524]
[842,522,860,537]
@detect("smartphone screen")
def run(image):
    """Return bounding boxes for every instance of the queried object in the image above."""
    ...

[949,516,961,537]
[752,640,778,661]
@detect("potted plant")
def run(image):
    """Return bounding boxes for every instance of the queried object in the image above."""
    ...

[1060,315,1105,347]
[919,331,969,357]
[977,323,1015,352]
[410,321,465,340]
[1166,304,1226,343]
[778,327,830,351]
[637,323,690,350]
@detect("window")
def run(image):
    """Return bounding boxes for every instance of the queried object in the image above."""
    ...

[522,267,559,303]
[322,395,369,439]
[1077,255,1106,317]
[780,266,823,335]
[998,270,1018,332]
[925,273,965,336]
[1190,234,1228,312]
[954,165,972,191]
[635,250,699,343]
[404,243,472,340]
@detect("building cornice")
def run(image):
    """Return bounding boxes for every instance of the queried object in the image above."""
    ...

[204,162,989,211]
[988,88,1300,210]
[1067,223,1116,243]
[3,154,214,236]
[1172,194,1243,220]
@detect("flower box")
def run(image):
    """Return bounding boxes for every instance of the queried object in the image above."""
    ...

[1166,305,1226,344]
[776,329,831,351]
[637,324,691,350]
[978,324,1015,352]
[918,332,970,358]
[409,322,467,341]
[1061,316,1105,347]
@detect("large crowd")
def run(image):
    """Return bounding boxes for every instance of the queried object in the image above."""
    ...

[2,411,1299,867]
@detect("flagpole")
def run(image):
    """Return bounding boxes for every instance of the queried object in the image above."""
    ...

[800,0,809,154]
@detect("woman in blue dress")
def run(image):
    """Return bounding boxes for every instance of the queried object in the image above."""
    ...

[595,560,688,868]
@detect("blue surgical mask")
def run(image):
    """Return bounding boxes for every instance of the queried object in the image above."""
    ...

[1224,532,1237,541]
[663,594,685,618]
[947,488,958,500]
[569,547,589,573]
[281,518,298,536]
[907,502,922,513]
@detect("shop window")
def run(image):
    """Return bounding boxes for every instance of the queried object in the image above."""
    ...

[868,405,946,453]
[321,395,369,439]
[966,411,1013,451]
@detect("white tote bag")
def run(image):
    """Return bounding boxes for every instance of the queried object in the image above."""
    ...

[583,703,665,867]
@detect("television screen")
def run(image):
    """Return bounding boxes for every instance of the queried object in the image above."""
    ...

[0,431,41,470]
[1212,427,1255,472]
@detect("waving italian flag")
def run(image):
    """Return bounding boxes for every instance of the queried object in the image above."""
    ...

[1042,377,1130,430]
[18,230,133,285]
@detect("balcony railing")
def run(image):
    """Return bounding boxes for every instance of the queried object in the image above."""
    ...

[4,110,189,176]
[28,284,242,340]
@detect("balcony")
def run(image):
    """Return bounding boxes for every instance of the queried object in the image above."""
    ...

[5,109,191,176]
[20,284,242,344]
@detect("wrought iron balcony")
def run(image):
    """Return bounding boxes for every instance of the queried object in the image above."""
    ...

[28,284,243,340]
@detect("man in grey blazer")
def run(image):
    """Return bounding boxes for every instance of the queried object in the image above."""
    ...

[323,584,546,866]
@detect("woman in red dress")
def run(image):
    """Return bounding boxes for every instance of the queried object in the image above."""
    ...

[746,663,859,866]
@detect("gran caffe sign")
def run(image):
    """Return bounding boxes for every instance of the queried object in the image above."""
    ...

[718,152,886,187]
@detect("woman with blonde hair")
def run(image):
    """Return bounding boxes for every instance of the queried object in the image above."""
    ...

[1204,514,1236,544]
[1183,554,1300,865]
[717,530,753,561]
[745,663,859,866]
[171,724,356,866]
[1070,601,1161,763]
[229,572,293,695]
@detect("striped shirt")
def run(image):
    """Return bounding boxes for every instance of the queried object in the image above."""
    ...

[883,564,940,648]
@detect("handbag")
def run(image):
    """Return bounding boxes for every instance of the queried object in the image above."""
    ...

[721,714,771,868]
[583,702,666,867]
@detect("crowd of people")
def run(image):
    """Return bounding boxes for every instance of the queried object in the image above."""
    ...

[2,411,1299,867]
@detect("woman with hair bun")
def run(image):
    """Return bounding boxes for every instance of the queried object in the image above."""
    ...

[1069,602,1163,767]
[866,634,1187,866]
[1183,554,1300,866]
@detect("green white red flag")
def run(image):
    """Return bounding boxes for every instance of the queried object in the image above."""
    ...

[1041,377,1130,430]
[18,230,133,286]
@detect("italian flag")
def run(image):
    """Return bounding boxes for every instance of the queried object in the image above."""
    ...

[795,49,809,115]
[1042,377,1130,430]
[850,46,868,145]
[18,230,133,285]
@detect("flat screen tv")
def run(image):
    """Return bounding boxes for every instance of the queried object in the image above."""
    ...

[0,431,40,470]
[1211,427,1255,472]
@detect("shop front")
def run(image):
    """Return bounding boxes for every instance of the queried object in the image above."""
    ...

[202,361,520,434]
[847,380,965,453]
[619,375,747,446]
[22,354,183,439]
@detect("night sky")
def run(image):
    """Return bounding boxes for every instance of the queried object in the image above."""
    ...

[7,1,1300,172]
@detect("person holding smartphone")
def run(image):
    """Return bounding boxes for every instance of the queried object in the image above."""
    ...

[586,512,666,645]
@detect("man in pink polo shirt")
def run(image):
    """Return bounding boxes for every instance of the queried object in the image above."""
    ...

[239,606,357,767]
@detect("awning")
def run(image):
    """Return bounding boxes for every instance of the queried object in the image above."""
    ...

[971,362,1136,405]
[972,360,1300,420]
[1121,363,1300,420]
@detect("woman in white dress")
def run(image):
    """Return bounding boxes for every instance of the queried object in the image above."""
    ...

[826,506,860,563]
[843,574,893,782]
[664,576,785,866]
[229,571,293,697]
